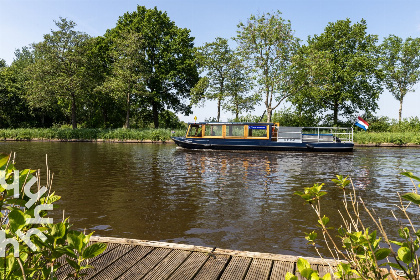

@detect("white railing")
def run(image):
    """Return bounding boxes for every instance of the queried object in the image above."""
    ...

[301,127,353,143]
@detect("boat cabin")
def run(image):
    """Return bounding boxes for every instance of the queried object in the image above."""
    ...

[185,122,353,144]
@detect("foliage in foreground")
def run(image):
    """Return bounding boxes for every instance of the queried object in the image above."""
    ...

[0,153,107,279]
[289,172,420,280]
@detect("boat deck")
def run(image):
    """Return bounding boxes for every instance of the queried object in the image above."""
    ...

[56,236,339,280]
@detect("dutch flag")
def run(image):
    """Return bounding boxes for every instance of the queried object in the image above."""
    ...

[355,116,369,131]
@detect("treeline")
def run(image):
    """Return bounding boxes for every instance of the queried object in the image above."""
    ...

[0,6,419,129]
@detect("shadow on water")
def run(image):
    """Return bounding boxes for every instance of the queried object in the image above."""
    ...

[1,142,420,256]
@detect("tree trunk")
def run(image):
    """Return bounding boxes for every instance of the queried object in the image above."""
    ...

[333,100,339,126]
[217,98,221,122]
[71,94,77,129]
[153,101,159,128]
[266,108,272,123]
[399,97,403,123]
[124,92,130,129]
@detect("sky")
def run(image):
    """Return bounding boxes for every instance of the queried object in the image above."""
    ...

[1,0,420,123]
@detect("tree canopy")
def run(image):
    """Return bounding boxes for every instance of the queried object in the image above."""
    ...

[235,11,300,122]
[108,5,199,128]
[380,35,420,122]
[25,18,91,129]
[295,19,382,125]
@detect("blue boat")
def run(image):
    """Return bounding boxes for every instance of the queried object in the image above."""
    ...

[171,122,354,152]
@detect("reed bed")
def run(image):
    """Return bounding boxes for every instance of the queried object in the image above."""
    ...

[0,128,186,141]
[1,128,419,145]
[354,131,420,145]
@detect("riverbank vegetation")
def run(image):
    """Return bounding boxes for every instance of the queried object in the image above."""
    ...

[0,128,185,141]
[290,173,420,280]
[1,6,419,130]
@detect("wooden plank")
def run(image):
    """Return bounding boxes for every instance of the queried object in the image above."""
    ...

[89,245,153,280]
[316,264,336,279]
[270,261,295,280]
[219,256,252,280]
[142,249,191,280]
[57,242,121,280]
[168,251,209,280]
[117,247,172,279]
[244,258,272,280]
[193,254,231,280]
[81,244,135,279]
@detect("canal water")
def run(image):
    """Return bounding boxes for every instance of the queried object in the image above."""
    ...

[1,142,419,257]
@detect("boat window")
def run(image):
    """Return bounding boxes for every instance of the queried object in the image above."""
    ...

[187,124,203,137]
[204,124,223,137]
[226,125,244,137]
[248,125,268,138]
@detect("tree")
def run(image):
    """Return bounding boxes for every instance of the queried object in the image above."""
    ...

[100,30,147,128]
[25,18,91,129]
[193,38,238,121]
[110,6,199,128]
[0,51,37,128]
[222,57,259,120]
[234,11,300,122]
[380,35,420,122]
[299,19,382,125]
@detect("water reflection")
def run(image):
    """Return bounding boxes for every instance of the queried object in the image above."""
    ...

[0,142,419,256]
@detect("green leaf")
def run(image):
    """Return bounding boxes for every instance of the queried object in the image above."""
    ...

[400,172,420,182]
[310,271,321,280]
[9,209,26,232]
[0,153,9,170]
[51,223,66,239]
[297,258,311,273]
[375,248,391,260]
[300,268,314,279]
[401,192,420,205]
[66,257,80,270]
[390,240,403,246]
[82,243,107,259]
[285,272,298,280]
[322,273,331,280]
[67,232,84,252]
[398,247,413,265]
[398,227,410,239]
[318,215,329,226]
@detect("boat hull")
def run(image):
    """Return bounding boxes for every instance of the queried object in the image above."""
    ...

[171,137,354,152]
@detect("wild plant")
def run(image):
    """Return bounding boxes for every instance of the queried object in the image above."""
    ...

[290,172,420,280]
[0,153,106,279]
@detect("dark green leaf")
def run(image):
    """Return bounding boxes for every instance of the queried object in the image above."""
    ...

[66,257,80,270]
[375,248,391,260]
[9,209,26,232]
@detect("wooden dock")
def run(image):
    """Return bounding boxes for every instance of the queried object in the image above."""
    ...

[55,236,339,280]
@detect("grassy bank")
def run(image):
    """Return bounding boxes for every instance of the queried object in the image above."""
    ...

[0,128,186,141]
[1,128,420,145]
[354,131,420,145]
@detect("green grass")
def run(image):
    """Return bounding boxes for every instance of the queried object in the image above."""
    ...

[354,132,420,145]
[0,128,186,141]
[1,128,419,145]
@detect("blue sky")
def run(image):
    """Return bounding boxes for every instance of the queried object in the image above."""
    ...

[1,0,419,123]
